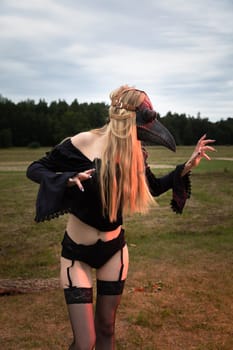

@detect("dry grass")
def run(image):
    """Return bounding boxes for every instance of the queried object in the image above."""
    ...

[0,146,233,349]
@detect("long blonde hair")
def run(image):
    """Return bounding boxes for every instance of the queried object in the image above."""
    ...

[93,85,155,222]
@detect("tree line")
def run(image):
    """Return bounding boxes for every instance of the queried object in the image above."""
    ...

[0,95,232,147]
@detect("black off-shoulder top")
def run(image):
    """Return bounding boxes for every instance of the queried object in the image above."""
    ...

[26,138,191,231]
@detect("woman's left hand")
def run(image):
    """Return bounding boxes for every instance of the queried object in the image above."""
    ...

[182,134,216,176]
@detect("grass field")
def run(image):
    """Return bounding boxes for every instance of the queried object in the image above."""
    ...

[0,145,233,350]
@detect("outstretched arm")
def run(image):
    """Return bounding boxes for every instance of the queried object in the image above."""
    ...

[144,134,215,213]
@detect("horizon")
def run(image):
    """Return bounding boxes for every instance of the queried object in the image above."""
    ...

[1,93,232,123]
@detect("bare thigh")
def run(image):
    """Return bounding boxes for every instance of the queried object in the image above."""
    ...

[96,244,129,281]
[60,257,93,288]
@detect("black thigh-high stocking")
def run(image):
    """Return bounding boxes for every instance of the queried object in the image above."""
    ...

[95,294,121,350]
[64,287,95,350]
[95,280,125,350]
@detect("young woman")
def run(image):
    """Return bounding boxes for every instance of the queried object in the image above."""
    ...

[27,86,215,350]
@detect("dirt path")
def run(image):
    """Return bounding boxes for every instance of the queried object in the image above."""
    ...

[214,157,233,161]
[0,163,175,171]
[0,157,232,172]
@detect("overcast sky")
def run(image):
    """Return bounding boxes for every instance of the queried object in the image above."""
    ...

[1,0,233,121]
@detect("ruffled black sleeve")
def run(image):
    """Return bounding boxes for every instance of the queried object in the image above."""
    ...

[33,169,77,222]
[145,163,191,214]
[26,140,92,222]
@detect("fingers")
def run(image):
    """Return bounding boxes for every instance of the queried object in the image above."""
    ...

[186,135,216,171]
[197,134,216,154]
[203,153,211,161]
[198,145,216,155]
[78,168,95,181]
[198,134,207,142]
[67,177,84,191]
[85,168,96,176]
[202,139,216,146]
[202,146,215,161]
[198,134,215,145]
[203,145,216,152]
[69,168,96,192]
[68,176,85,191]
[196,145,215,162]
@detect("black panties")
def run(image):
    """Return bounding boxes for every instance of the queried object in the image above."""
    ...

[61,228,126,269]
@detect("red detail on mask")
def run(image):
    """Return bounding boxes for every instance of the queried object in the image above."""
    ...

[139,94,154,111]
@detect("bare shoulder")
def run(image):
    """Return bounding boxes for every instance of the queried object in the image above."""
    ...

[71,132,96,149]
[71,130,107,160]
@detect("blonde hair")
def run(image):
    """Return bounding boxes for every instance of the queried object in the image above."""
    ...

[93,85,155,222]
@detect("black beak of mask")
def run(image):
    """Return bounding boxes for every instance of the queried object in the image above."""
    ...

[136,108,176,152]
[110,88,176,152]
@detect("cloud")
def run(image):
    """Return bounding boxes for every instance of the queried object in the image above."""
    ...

[0,0,233,121]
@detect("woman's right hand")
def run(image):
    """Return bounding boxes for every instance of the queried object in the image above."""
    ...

[67,168,96,191]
